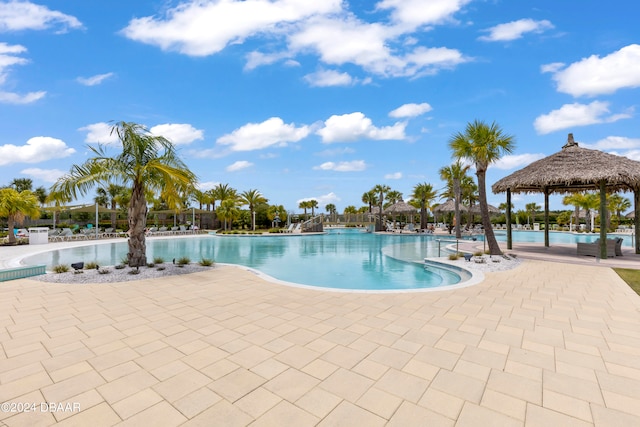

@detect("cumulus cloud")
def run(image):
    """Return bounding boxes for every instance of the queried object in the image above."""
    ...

[226,160,253,172]
[217,117,310,151]
[540,62,564,73]
[384,172,403,179]
[196,181,219,191]
[582,136,640,151]
[121,1,341,56]
[0,42,45,104]
[150,123,204,145]
[389,102,432,118]
[298,192,340,207]
[20,167,66,183]
[76,72,114,86]
[0,136,75,166]
[478,18,553,42]
[121,0,470,80]
[533,101,632,134]
[303,69,355,87]
[79,122,120,144]
[550,44,640,97]
[313,160,367,172]
[0,1,82,33]
[317,112,406,143]
[492,153,545,170]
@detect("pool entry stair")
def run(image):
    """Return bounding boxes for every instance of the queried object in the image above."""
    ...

[0,265,46,282]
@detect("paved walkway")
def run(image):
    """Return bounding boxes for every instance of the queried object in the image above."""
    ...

[1,257,640,425]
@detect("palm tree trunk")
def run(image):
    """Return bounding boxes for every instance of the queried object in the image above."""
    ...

[127,183,147,267]
[477,171,501,255]
[7,216,16,244]
[453,179,461,239]
[110,200,117,228]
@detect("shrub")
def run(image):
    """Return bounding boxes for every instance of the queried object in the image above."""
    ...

[473,251,484,257]
[85,261,98,270]
[448,253,461,260]
[199,258,214,266]
[153,257,164,264]
[146,263,155,268]
[120,256,129,265]
[53,264,70,273]
[176,256,190,266]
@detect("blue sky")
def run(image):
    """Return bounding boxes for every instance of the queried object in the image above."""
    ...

[1,0,639,214]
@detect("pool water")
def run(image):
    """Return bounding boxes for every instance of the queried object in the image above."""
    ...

[493,230,633,247]
[22,229,468,291]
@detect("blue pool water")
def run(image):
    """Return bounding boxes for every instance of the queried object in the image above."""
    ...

[493,230,633,247]
[22,229,468,291]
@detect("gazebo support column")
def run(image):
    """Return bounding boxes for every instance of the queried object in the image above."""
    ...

[599,180,607,259]
[635,188,640,254]
[506,189,512,250]
[544,187,549,247]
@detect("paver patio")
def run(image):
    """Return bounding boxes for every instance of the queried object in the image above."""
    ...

[1,256,640,426]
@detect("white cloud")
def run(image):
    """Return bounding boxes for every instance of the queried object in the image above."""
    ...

[582,136,640,151]
[317,112,406,143]
[226,160,253,172]
[150,123,204,145]
[384,172,403,179]
[121,1,341,56]
[20,167,66,183]
[217,117,310,151]
[533,101,632,134]
[550,44,640,97]
[303,69,354,87]
[622,150,640,162]
[492,153,545,170]
[0,136,75,166]
[313,160,367,172]
[0,90,45,104]
[315,147,355,156]
[297,192,340,207]
[121,0,470,80]
[0,1,82,33]
[76,72,114,86]
[79,122,120,144]
[196,181,219,191]
[389,102,432,118]
[540,62,564,73]
[478,18,553,42]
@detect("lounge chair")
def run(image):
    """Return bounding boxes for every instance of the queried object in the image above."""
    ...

[576,238,616,258]
[284,224,295,233]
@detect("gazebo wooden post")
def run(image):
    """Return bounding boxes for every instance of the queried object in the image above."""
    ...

[506,189,512,250]
[599,180,607,259]
[635,187,640,254]
[544,187,550,247]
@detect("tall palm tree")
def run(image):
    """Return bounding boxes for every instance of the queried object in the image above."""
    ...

[579,192,599,232]
[217,198,240,230]
[308,200,318,217]
[343,205,357,223]
[325,203,337,222]
[608,193,631,221]
[525,202,541,226]
[372,184,390,231]
[361,190,377,213]
[384,190,403,208]
[449,120,515,254]
[439,161,470,239]
[240,189,268,230]
[10,178,33,192]
[562,193,584,231]
[412,182,437,230]
[33,186,48,206]
[298,200,310,218]
[461,176,478,229]
[51,121,197,267]
[0,188,40,245]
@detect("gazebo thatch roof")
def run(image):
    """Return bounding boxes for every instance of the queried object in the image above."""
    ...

[432,199,468,214]
[492,134,640,195]
[383,200,416,215]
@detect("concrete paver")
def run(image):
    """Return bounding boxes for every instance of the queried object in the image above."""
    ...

[1,240,640,425]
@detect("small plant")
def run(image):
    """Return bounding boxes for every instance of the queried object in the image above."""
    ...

[153,257,164,264]
[85,261,98,270]
[53,264,70,273]
[484,250,491,255]
[473,251,484,257]
[146,263,155,268]
[199,258,214,266]
[120,256,129,265]
[176,256,190,266]
[448,253,461,260]
[115,264,126,270]
[98,268,110,275]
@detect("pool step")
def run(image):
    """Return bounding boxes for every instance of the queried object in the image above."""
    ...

[0,265,47,282]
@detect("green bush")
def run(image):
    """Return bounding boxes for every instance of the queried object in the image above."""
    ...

[199,258,214,266]
[115,264,126,270]
[153,257,164,264]
[146,263,155,268]
[448,253,461,260]
[473,251,483,257]
[53,264,70,273]
[176,256,190,265]
[85,261,98,270]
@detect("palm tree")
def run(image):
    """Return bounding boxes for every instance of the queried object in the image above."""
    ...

[384,190,403,209]
[33,186,48,206]
[525,202,541,226]
[51,121,197,267]
[217,198,240,230]
[240,189,268,230]
[412,182,437,230]
[267,205,287,226]
[10,178,33,192]
[372,184,390,231]
[608,193,631,221]
[449,120,515,254]
[298,200,310,218]
[361,190,377,213]
[325,203,337,222]
[343,205,357,223]
[308,200,319,217]
[580,192,599,232]
[461,176,478,229]
[0,188,40,245]
[439,161,470,239]
[562,194,584,231]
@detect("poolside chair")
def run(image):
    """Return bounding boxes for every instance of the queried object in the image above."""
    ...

[576,238,616,258]
[615,237,624,256]
[158,226,168,235]
[53,228,73,241]
[284,223,295,233]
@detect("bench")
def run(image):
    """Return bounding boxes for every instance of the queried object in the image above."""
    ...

[0,265,47,282]
[577,239,617,258]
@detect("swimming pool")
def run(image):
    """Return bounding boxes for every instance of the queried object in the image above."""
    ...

[493,230,634,247]
[22,229,471,291]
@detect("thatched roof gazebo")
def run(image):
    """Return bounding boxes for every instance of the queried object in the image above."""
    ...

[492,133,640,257]
[432,199,468,214]
[383,200,417,216]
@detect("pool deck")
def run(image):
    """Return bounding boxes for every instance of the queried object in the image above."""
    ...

[1,239,640,426]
